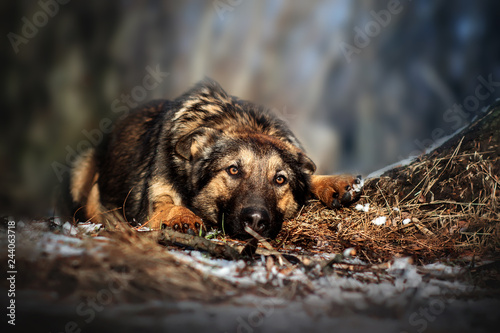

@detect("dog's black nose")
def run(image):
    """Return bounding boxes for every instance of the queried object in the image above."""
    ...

[241,207,270,232]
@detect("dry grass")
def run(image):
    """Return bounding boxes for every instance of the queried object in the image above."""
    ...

[275,106,500,264]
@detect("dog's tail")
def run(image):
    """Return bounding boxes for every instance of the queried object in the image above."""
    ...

[70,148,101,222]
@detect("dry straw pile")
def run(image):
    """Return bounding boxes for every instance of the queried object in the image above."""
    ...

[277,104,500,264]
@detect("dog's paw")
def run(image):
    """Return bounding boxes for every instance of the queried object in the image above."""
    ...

[311,174,363,209]
[152,205,205,236]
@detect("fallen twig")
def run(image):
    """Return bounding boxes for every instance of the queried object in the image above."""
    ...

[244,225,292,267]
[158,229,241,260]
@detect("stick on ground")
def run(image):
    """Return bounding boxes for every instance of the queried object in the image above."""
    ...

[158,229,241,260]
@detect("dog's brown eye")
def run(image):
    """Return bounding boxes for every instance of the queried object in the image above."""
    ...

[227,166,239,176]
[275,175,286,185]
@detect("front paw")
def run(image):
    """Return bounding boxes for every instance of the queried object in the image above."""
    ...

[152,206,205,236]
[311,175,364,209]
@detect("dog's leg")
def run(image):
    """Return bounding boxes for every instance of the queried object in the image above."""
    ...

[310,175,363,209]
[149,202,204,235]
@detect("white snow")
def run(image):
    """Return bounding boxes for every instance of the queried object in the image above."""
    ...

[402,218,411,225]
[62,221,103,235]
[75,222,103,234]
[342,247,356,258]
[352,177,364,192]
[62,221,78,235]
[371,216,387,225]
[37,233,85,257]
[355,203,370,212]
[169,250,310,287]
[344,176,365,200]
[367,157,415,178]
[423,124,468,154]
[420,262,464,277]
[387,257,422,289]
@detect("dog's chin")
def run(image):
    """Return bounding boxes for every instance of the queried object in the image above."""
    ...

[231,232,255,241]
[223,224,253,240]
[227,224,278,241]
[220,221,266,240]
[216,212,280,240]
[230,230,272,241]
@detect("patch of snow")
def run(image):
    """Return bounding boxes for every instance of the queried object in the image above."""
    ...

[61,221,102,235]
[421,262,464,277]
[342,247,356,258]
[62,222,78,236]
[402,218,411,225]
[168,249,312,288]
[352,176,364,192]
[367,157,415,178]
[371,216,387,226]
[423,124,468,154]
[355,203,370,212]
[36,233,85,257]
[345,176,365,200]
[77,222,103,234]
[387,257,422,289]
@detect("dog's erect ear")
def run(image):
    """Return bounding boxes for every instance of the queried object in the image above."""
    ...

[298,152,316,175]
[175,127,221,160]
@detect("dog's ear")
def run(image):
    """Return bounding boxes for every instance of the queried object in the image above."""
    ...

[175,127,221,160]
[298,152,316,175]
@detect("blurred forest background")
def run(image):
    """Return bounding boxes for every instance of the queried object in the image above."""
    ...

[1,0,499,217]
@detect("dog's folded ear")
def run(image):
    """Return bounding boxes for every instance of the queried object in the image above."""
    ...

[298,152,316,175]
[175,127,221,160]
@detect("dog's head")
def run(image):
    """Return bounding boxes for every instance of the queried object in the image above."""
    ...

[176,128,315,239]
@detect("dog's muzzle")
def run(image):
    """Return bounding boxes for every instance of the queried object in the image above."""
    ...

[240,207,270,234]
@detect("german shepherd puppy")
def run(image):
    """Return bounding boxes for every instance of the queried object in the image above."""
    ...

[71,79,362,239]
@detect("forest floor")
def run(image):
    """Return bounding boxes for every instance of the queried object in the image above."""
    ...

[1,105,500,333]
